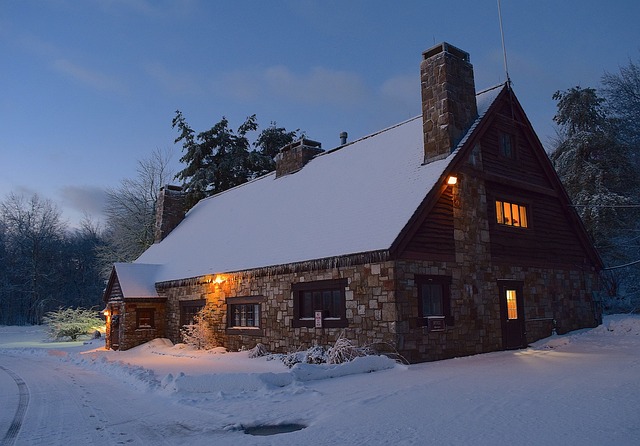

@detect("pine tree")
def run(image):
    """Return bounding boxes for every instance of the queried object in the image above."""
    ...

[173,112,300,211]
[551,86,640,312]
[551,87,637,247]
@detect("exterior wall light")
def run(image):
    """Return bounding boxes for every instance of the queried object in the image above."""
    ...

[447,175,458,185]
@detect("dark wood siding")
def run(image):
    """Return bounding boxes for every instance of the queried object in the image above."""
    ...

[478,106,597,268]
[487,184,592,266]
[480,112,553,189]
[107,277,124,301]
[401,187,455,261]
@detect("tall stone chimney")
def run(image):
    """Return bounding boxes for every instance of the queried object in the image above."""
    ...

[275,138,324,178]
[154,185,185,243]
[421,42,478,164]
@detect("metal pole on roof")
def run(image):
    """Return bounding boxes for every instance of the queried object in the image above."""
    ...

[497,0,511,87]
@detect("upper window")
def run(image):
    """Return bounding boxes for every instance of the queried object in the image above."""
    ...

[292,279,348,328]
[416,275,453,326]
[496,200,528,228]
[136,308,155,329]
[499,132,515,159]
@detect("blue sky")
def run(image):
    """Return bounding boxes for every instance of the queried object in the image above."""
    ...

[1,0,639,226]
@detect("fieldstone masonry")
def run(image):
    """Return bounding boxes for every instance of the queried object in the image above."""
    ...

[105,42,601,361]
[421,43,478,164]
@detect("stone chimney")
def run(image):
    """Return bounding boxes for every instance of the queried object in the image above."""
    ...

[154,185,185,243]
[421,42,478,164]
[275,138,324,178]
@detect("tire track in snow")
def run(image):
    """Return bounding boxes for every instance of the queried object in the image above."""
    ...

[0,365,30,446]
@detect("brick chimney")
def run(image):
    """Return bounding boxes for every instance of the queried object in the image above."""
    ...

[421,42,478,164]
[154,185,185,243]
[275,138,324,178]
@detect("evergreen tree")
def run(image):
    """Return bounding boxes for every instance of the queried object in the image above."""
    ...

[173,112,300,210]
[551,87,637,247]
[551,86,640,312]
[251,122,299,177]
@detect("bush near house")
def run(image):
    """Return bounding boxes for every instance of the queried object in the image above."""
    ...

[180,303,217,349]
[42,307,105,341]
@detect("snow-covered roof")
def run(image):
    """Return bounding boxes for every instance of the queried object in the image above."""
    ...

[134,85,504,283]
[114,263,161,298]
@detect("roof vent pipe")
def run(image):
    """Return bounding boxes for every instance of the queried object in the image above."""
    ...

[340,131,348,145]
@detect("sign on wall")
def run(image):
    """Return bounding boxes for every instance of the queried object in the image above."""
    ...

[315,311,323,328]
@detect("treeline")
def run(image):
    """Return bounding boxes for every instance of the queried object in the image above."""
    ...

[0,117,299,325]
[551,57,640,312]
[0,194,105,325]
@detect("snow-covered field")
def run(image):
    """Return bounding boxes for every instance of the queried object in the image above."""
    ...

[1,315,639,445]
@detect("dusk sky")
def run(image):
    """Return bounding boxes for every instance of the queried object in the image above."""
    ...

[2,0,639,227]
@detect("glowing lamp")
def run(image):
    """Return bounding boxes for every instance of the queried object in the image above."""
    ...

[214,276,225,284]
[447,175,458,186]
[102,308,110,317]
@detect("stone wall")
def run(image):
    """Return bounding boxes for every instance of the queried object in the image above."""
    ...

[421,42,477,163]
[391,144,600,362]
[394,259,599,362]
[160,261,398,354]
[117,299,167,351]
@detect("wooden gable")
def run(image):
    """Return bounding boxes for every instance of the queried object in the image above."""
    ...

[391,85,602,270]
[103,267,124,303]
[478,89,602,269]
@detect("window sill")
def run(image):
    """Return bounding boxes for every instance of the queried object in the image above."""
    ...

[292,319,348,329]
[226,327,264,336]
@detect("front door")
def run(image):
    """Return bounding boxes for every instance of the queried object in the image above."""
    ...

[110,313,120,350]
[498,280,526,349]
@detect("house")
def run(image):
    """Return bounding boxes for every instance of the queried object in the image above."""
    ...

[103,43,602,363]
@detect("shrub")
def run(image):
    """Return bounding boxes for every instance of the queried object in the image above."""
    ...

[180,303,216,349]
[42,308,105,341]
[248,343,270,358]
[327,332,366,364]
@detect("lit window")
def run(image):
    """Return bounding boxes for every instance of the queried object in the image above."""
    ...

[230,303,260,327]
[496,200,528,228]
[292,279,348,328]
[506,290,518,319]
[226,296,264,334]
[136,308,155,329]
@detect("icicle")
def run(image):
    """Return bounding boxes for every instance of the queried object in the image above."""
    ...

[156,250,390,289]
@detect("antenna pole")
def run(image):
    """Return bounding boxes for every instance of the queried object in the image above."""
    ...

[497,0,511,86]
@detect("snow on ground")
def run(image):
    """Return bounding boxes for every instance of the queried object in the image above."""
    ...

[1,315,640,445]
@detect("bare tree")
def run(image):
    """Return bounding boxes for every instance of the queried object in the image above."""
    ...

[0,193,67,324]
[97,147,175,276]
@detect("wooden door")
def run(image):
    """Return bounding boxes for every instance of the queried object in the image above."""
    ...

[498,280,526,349]
[110,313,120,350]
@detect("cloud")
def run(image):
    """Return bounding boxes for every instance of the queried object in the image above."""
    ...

[52,58,125,94]
[144,62,203,95]
[214,65,369,107]
[380,74,420,109]
[59,185,108,217]
[264,66,369,105]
